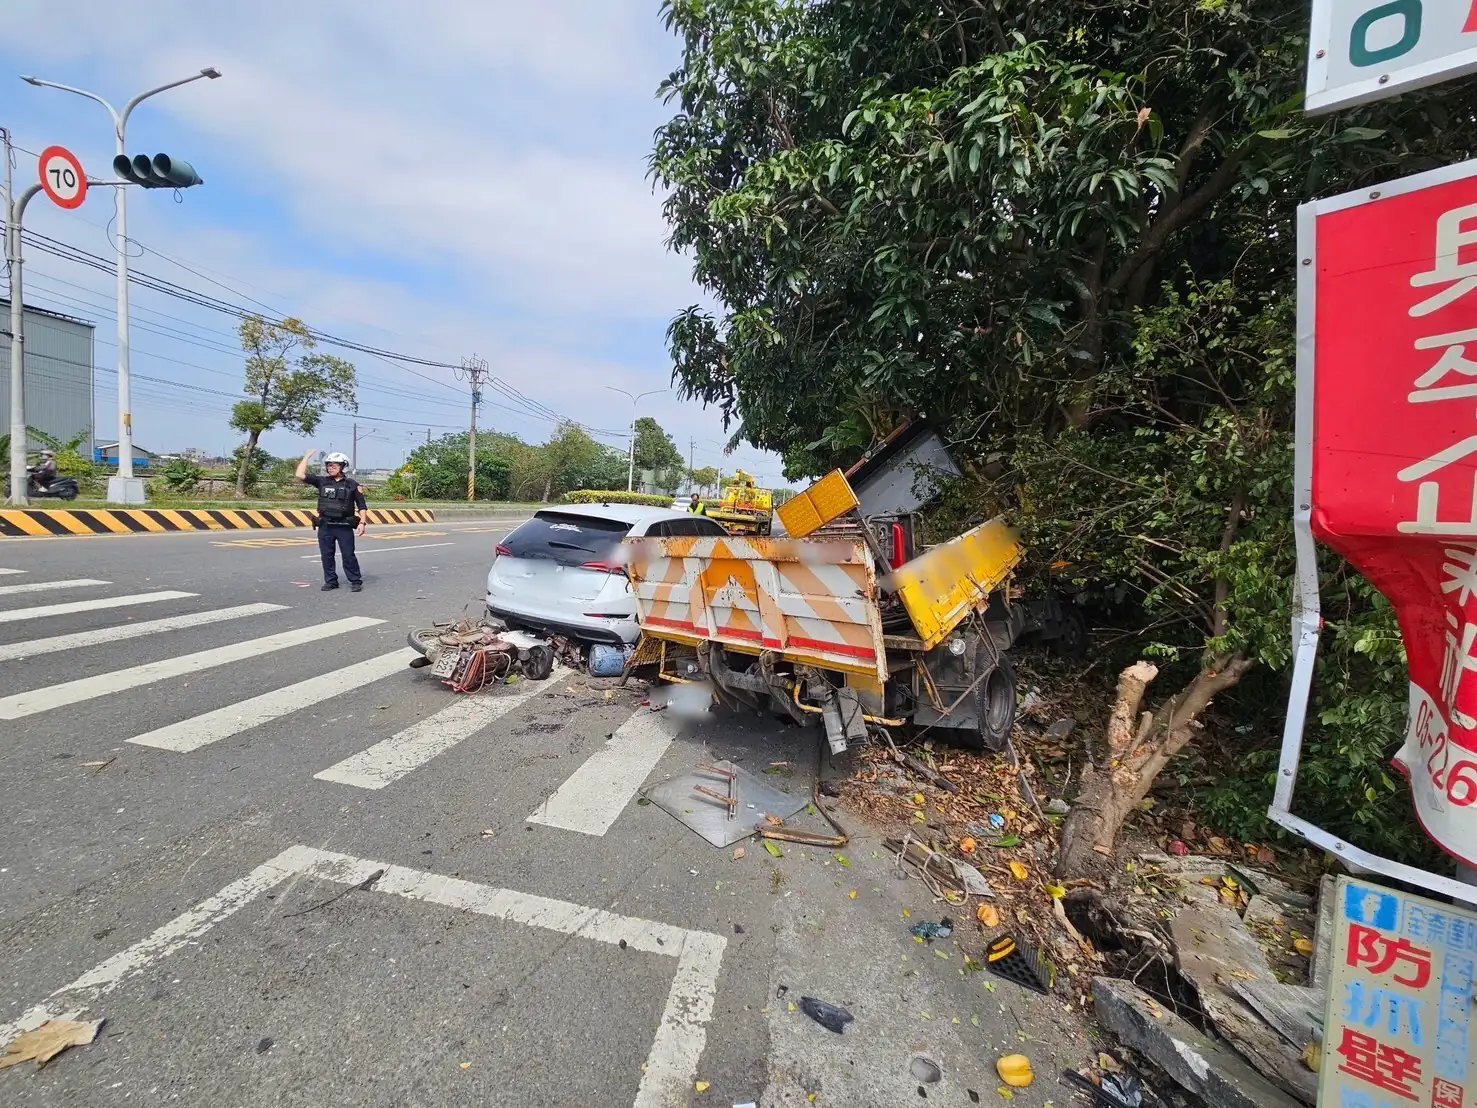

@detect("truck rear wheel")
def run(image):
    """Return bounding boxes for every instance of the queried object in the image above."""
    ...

[976,653,1017,751]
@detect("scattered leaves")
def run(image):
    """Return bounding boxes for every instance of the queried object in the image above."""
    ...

[733,846,746,860]
[764,841,784,858]
[696,1080,710,1093]
[1009,861,1030,881]
[977,904,1000,927]
[1294,938,1315,957]
[959,837,977,854]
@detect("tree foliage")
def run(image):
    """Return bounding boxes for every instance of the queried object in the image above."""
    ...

[633,415,685,478]
[652,0,1477,865]
[230,316,357,495]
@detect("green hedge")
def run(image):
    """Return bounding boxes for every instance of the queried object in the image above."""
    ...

[561,490,673,507]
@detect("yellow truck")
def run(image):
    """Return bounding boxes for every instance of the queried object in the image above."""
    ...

[624,425,1084,752]
[697,471,773,535]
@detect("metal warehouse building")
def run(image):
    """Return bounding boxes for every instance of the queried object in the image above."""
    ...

[0,299,95,453]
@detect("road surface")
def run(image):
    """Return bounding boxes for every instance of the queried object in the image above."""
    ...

[0,517,1085,1106]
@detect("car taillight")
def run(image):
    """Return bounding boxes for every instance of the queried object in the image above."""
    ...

[890,523,906,569]
[581,561,627,577]
[495,544,512,556]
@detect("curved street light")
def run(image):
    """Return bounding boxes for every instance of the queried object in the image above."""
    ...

[605,386,668,492]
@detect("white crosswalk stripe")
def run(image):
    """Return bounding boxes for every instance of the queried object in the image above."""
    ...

[0,578,109,598]
[526,709,680,836]
[0,616,384,720]
[0,568,24,576]
[314,668,566,789]
[0,603,289,663]
[129,648,417,752]
[0,591,198,624]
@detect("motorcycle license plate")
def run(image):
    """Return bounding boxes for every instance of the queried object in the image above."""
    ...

[430,650,460,678]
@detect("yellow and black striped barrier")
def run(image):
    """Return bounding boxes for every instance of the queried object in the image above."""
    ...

[0,507,436,538]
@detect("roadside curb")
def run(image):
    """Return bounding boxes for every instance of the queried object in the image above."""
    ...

[0,507,436,539]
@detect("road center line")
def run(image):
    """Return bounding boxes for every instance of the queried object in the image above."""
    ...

[0,844,726,1108]
[0,602,288,663]
[129,648,417,752]
[0,590,198,624]
[0,616,384,720]
[0,577,109,597]
[299,542,455,558]
[527,710,681,837]
[313,667,566,789]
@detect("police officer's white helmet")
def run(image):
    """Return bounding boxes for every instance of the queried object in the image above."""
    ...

[324,452,350,465]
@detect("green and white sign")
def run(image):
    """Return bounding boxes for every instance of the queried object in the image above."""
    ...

[1306,0,1477,114]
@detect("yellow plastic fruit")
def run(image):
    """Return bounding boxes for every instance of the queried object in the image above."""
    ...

[996,1054,1034,1087]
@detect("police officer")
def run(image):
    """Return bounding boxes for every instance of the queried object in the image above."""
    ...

[296,449,367,592]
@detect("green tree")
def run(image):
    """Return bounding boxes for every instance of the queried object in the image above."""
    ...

[230,315,357,496]
[632,416,684,477]
[689,465,721,495]
[390,433,514,501]
[230,444,276,495]
[652,0,1477,874]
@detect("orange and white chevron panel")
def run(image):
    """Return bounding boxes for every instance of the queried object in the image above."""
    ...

[624,534,887,681]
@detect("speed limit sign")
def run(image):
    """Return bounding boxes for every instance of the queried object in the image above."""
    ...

[38,146,87,210]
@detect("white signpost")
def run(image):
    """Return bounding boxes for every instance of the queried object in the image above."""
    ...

[1306,0,1477,114]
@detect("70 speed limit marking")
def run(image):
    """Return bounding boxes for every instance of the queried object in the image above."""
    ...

[37,145,87,210]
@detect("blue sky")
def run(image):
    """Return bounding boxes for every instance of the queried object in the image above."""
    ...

[0,1,783,482]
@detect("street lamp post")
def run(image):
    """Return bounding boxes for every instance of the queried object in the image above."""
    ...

[604,386,667,492]
[22,67,221,504]
[3,129,43,505]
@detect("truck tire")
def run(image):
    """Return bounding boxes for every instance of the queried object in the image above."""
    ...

[975,651,1018,752]
[1050,607,1088,659]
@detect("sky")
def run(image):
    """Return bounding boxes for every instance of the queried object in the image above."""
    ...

[0,1,783,483]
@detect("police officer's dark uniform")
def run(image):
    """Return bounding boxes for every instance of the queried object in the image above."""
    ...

[299,451,367,592]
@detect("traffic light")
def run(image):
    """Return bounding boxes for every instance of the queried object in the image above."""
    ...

[112,153,204,189]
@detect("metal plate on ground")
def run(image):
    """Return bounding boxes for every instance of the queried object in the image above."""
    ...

[642,760,809,848]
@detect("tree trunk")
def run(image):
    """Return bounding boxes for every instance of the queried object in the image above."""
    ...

[235,431,260,498]
[1056,654,1253,880]
[541,475,553,503]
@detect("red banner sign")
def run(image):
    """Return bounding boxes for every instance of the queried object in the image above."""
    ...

[1311,159,1477,864]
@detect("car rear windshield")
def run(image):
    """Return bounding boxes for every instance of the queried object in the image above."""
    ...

[500,512,632,567]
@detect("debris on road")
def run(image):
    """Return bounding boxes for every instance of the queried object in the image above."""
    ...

[798,996,853,1034]
[0,1018,102,1070]
[644,758,807,848]
[908,919,952,941]
[909,1055,942,1083]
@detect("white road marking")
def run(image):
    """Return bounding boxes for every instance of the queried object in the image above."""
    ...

[527,710,681,837]
[0,845,726,1108]
[0,577,109,597]
[299,541,455,558]
[0,590,197,625]
[129,648,416,752]
[313,667,565,788]
[0,603,289,663]
[0,568,24,575]
[0,616,384,720]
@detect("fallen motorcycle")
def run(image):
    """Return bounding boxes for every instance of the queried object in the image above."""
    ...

[407,618,555,691]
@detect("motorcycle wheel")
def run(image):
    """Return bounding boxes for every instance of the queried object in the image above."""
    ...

[60,487,78,501]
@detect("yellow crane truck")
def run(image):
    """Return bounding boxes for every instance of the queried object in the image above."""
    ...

[697,471,773,535]
[624,422,1084,752]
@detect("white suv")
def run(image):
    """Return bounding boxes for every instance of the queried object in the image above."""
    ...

[486,503,729,644]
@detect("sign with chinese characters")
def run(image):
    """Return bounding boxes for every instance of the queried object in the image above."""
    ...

[1322,877,1477,1106]
[1307,158,1477,866]
[1306,0,1477,114]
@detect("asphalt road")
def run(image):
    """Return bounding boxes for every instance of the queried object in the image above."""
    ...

[0,517,1090,1107]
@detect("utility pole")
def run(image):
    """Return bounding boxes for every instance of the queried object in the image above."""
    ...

[604,386,668,492]
[3,128,43,506]
[351,422,379,470]
[455,355,489,501]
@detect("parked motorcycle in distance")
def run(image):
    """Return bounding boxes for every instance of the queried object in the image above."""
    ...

[26,474,80,501]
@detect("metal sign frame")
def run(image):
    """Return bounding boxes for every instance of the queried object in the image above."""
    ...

[1306,0,1477,115]
[1273,157,1477,906]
